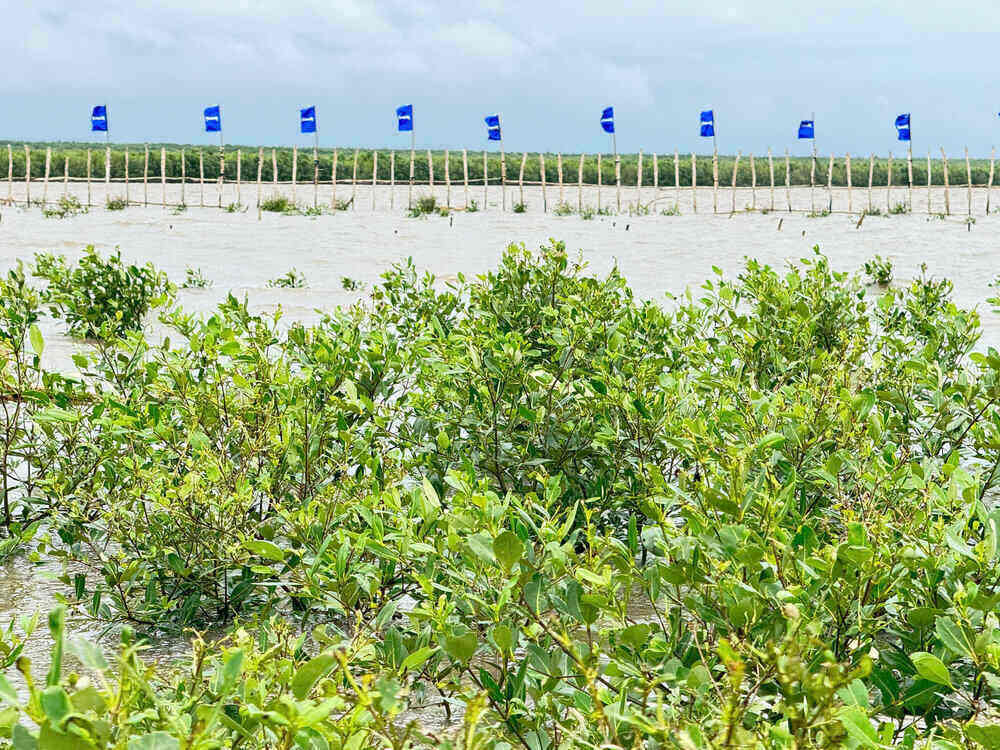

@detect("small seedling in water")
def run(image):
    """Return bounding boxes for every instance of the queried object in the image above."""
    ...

[267,269,307,288]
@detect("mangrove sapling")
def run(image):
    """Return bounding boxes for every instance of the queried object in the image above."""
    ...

[267,268,308,288]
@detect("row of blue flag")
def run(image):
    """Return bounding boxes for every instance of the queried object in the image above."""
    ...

[88,104,931,143]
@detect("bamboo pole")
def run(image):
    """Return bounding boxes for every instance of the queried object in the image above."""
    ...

[462,149,469,208]
[143,145,148,207]
[444,150,451,208]
[557,152,564,205]
[691,153,697,213]
[906,145,913,212]
[867,154,874,213]
[104,145,110,201]
[42,147,50,206]
[500,144,507,212]
[750,153,756,210]
[784,149,791,212]
[826,154,834,212]
[237,149,242,207]
[389,150,395,210]
[886,152,893,213]
[730,151,741,213]
[615,146,621,212]
[675,150,681,210]
[578,154,585,211]
[85,148,91,207]
[712,148,719,213]
[518,152,526,207]
[965,147,972,217]
[846,153,852,214]
[124,148,129,205]
[653,152,659,204]
[636,149,642,212]
[407,144,414,210]
[540,153,548,212]
[291,145,298,205]
[272,149,278,193]
[427,149,434,189]
[24,146,30,206]
[597,153,602,210]
[942,148,951,215]
[217,141,224,209]
[180,149,186,206]
[256,147,263,207]
[6,144,11,204]
[312,144,318,209]
[483,150,488,209]
[809,145,816,213]
[160,148,166,208]
[199,151,205,207]
[63,156,69,197]
[768,148,775,211]
[351,149,358,209]
[372,151,378,211]
[332,149,339,208]
[988,148,996,215]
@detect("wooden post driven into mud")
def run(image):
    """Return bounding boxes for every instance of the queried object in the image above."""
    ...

[444,150,451,208]
[23,146,30,207]
[767,149,775,212]
[965,147,973,217]
[85,148,91,207]
[691,153,697,213]
[597,153,602,210]
[372,151,378,211]
[730,151,741,214]
[578,154,584,212]
[988,148,996,215]
[42,147,51,206]
[199,151,205,207]
[179,149,186,206]
[462,149,469,209]
[63,156,69,197]
[557,152,564,206]
[256,147,263,207]
[237,150,242,207]
[635,150,642,212]
[926,151,932,215]
[906,145,914,211]
[750,153,756,210]
[540,153,548,212]
[483,150,489,209]
[291,145,298,205]
[784,149,791,212]
[712,149,719,213]
[886,152,893,213]
[518,152,526,207]
[826,155,834,212]
[941,148,951,215]
[160,148,166,208]
[389,150,395,210]
[331,149,338,209]
[675,150,681,211]
[143,145,149,207]
[124,148,130,205]
[351,149,359,209]
[867,154,874,213]
[6,144,12,204]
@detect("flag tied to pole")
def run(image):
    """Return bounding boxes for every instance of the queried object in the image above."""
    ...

[204,106,221,133]
[700,110,714,137]
[397,104,413,132]
[600,107,615,134]
[300,106,317,134]
[485,114,501,141]
[798,120,815,139]
[91,105,108,132]
[895,113,911,142]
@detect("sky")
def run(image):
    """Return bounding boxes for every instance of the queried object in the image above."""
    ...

[2,1,999,155]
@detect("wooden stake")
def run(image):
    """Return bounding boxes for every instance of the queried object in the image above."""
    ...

[540,153,548,212]
[180,149,186,206]
[272,149,278,193]
[636,149,642,212]
[886,151,893,212]
[926,150,932,215]
[407,144,414,210]
[444,150,451,208]
[500,144,507,212]
[518,152,526,207]
[675,150,681,210]
[6,144,11,204]
[462,149,469,208]
[390,150,395,210]
[942,148,951,215]
[351,149,358,209]
[750,153,756,210]
[125,148,130,205]
[85,148,91,207]
[237,149,242,207]
[199,150,205,207]
[427,149,434,189]
[104,145,110,202]
[784,149,791,212]
[312,144,318,209]
[809,145,816,213]
[988,148,996,215]
[867,154,874,213]
[826,154,834,212]
[578,154,585,212]
[730,151,741,214]
[217,141,224,209]
[653,153,659,204]
[691,153,697,213]
[965,146,972,217]
[23,146,30,207]
[483,150,488,209]
[846,153,852,214]
[256,147,263,207]
[615,147,621,212]
[557,152,564,206]
[906,145,914,211]
[63,156,69,197]
[291,145,298,205]
[160,147,166,208]
[372,151,378,211]
[767,148,775,211]
[597,153,602,210]
[712,148,719,213]
[332,149,339,208]
[143,144,148,207]
[42,147,50,206]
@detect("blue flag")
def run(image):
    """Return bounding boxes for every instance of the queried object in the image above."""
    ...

[798,120,815,139]
[204,105,221,133]
[91,105,108,132]
[895,113,910,141]
[485,114,501,141]
[700,110,714,137]
[300,106,317,134]
[397,104,413,132]
[601,106,614,134]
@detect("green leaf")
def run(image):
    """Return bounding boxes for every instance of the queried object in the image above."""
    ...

[466,533,496,565]
[245,540,285,562]
[493,531,524,573]
[28,325,43,357]
[838,707,881,748]
[964,723,1000,749]
[127,733,180,750]
[400,647,435,672]
[443,632,478,664]
[46,607,64,688]
[11,724,36,750]
[291,653,336,700]
[39,686,71,725]
[755,432,786,451]
[217,649,244,695]
[68,638,108,672]
[910,652,953,688]
[935,617,977,662]
[0,675,18,705]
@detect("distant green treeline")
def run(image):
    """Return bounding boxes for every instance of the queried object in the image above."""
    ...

[2,141,995,187]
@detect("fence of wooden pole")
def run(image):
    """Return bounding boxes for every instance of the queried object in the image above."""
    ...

[691,153,697,213]
[332,149,338,209]
[390,151,395,210]
[160,148,166,208]
[444,150,450,208]
[124,148,129,205]
[42,147,50,205]
[578,154,585,211]
[846,153,852,214]
[941,148,951,215]
[63,156,69,197]
[518,152,526,207]
[199,151,205,207]
[784,150,791,212]
[768,149,775,211]
[557,152,564,206]
[291,145,298,205]
[271,149,278,194]
[712,149,718,213]
[635,150,642,212]
[180,149,186,206]
[256,147,263,207]
[427,150,434,191]
[143,145,148,207]
[85,149,90,207]
[750,154,756,210]
[906,146,914,211]
[730,151,741,214]
[237,150,243,207]
[351,149,359,209]
[462,149,469,208]
[988,148,996,215]
[826,155,834,212]
[372,151,378,211]
[965,147,972,217]
[540,153,548,212]
[926,151,932,215]
[483,150,488,209]
[867,154,874,213]
[6,144,11,204]
[886,152,893,213]
[674,150,681,211]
